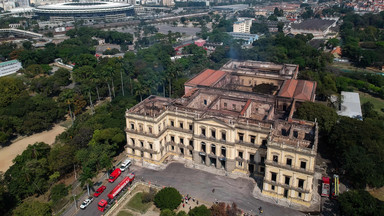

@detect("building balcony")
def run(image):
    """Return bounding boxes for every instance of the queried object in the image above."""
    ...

[125,127,157,138]
[264,160,314,175]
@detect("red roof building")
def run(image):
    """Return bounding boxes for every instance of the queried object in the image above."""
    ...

[278,79,316,101]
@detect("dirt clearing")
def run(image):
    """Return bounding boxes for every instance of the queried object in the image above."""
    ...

[0,124,66,172]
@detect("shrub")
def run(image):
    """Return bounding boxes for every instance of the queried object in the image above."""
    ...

[188,205,210,216]
[177,211,187,216]
[154,187,182,210]
[160,209,176,216]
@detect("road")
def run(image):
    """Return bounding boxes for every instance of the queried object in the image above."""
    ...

[72,163,305,216]
[74,170,133,216]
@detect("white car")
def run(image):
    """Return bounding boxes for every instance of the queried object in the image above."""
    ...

[120,159,132,172]
[80,197,94,209]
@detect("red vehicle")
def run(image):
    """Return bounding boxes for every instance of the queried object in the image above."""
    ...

[321,177,330,197]
[94,185,106,197]
[108,168,121,183]
[107,173,135,200]
[97,199,108,212]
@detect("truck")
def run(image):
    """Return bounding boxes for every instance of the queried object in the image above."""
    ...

[331,174,340,199]
[108,168,121,183]
[97,199,108,212]
[107,173,135,200]
[321,177,330,197]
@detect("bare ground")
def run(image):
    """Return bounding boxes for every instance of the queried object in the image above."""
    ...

[0,124,66,172]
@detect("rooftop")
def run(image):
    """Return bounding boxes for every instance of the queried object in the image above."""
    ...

[185,69,226,87]
[291,19,336,31]
[278,79,316,101]
[338,91,363,120]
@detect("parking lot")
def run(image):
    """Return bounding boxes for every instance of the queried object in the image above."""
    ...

[71,162,305,216]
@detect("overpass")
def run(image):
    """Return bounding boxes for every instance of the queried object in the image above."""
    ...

[0,28,43,38]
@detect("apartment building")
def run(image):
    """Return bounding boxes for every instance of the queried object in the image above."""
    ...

[125,60,318,206]
[233,18,253,33]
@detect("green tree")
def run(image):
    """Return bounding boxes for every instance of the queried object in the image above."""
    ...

[13,200,51,216]
[339,190,384,216]
[154,187,182,210]
[0,77,26,107]
[294,102,338,134]
[177,211,188,216]
[188,205,210,216]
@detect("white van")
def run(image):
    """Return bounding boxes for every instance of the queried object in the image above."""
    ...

[120,159,132,172]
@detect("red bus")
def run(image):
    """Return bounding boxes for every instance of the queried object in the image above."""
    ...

[107,173,135,200]
[108,168,121,183]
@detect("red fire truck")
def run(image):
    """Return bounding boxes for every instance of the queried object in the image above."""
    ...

[98,173,135,212]
[97,199,108,212]
[331,174,340,199]
[321,177,330,197]
[108,168,121,183]
[107,173,135,200]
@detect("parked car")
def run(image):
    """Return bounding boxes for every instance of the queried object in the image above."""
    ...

[120,159,132,172]
[94,185,106,197]
[80,197,94,209]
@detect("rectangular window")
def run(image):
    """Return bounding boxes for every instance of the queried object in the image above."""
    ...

[204,99,207,105]
[300,161,306,169]
[150,153,153,158]
[262,139,267,146]
[180,122,183,129]
[171,146,174,151]
[170,120,174,127]
[284,189,288,198]
[180,138,184,145]
[221,147,226,157]
[224,103,227,109]
[298,179,304,189]
[250,135,256,144]
[260,166,265,173]
[221,132,226,141]
[140,141,144,147]
[273,155,278,163]
[271,172,277,182]
[149,143,153,150]
[201,128,206,136]
[131,138,135,146]
[260,156,265,163]
[189,140,193,147]
[285,176,290,185]
[293,130,298,138]
[171,136,175,142]
[211,129,216,138]
[286,158,292,166]
[189,124,193,131]
[189,150,192,155]
[238,161,243,167]
[271,185,275,191]
[232,104,236,110]
[148,126,152,134]
[238,151,243,159]
[130,123,135,130]
[201,143,206,152]
[211,145,216,155]
[180,148,184,155]
[250,154,255,162]
[238,133,244,142]
[298,192,302,198]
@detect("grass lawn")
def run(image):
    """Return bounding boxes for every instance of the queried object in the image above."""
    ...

[116,210,134,216]
[358,91,384,115]
[126,192,152,213]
